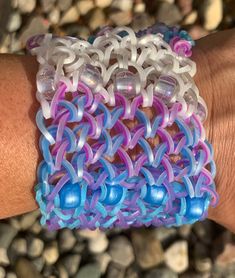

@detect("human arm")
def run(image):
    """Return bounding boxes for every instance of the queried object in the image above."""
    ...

[0,29,234,232]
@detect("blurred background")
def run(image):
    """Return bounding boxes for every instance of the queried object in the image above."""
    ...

[0,0,234,277]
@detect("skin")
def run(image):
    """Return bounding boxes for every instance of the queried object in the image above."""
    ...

[0,29,234,231]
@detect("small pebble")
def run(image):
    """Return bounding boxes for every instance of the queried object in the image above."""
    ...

[111,0,133,12]
[144,267,177,278]
[155,227,177,243]
[43,241,59,265]
[106,263,125,278]
[132,229,164,269]
[76,229,100,239]
[18,0,36,13]
[40,0,56,13]
[61,254,81,276]
[57,264,69,278]
[15,257,43,278]
[0,223,18,249]
[201,0,223,30]
[88,233,109,254]
[0,267,5,278]
[88,8,106,31]
[165,240,189,273]
[32,257,45,273]
[95,0,112,9]
[58,0,73,12]
[75,263,101,278]
[7,12,22,32]
[95,253,112,274]
[28,238,44,258]
[179,225,192,239]
[58,229,76,253]
[177,0,193,16]
[29,221,42,235]
[195,257,212,273]
[5,272,17,278]
[0,249,10,266]
[20,211,42,231]
[60,6,80,25]
[10,237,27,256]
[41,228,57,241]
[156,2,182,25]
[77,0,94,15]
[48,8,60,25]
[109,11,132,26]
[134,2,146,13]
[131,13,153,32]
[182,10,198,25]
[109,236,134,267]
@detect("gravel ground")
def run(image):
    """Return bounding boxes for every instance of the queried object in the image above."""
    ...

[0,0,235,277]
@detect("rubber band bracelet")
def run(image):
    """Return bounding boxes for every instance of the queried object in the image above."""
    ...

[27,23,218,231]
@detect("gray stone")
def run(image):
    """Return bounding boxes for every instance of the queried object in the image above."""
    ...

[179,224,192,239]
[95,253,111,274]
[57,264,69,278]
[131,13,153,32]
[15,257,43,278]
[60,6,80,25]
[0,223,18,249]
[125,267,139,278]
[106,263,125,278]
[177,0,193,16]
[144,267,178,278]
[8,218,21,231]
[109,11,132,26]
[109,236,134,267]
[7,12,22,32]
[42,265,57,277]
[77,0,94,16]
[0,267,5,278]
[61,254,81,276]
[40,0,56,13]
[73,241,86,253]
[156,2,182,25]
[48,8,60,25]
[132,229,164,269]
[41,227,57,241]
[0,223,17,265]
[75,263,101,278]
[58,0,73,12]
[58,229,76,253]
[32,257,45,273]
[28,237,44,258]
[88,8,106,31]
[193,220,213,245]
[19,17,50,46]
[165,240,189,274]
[18,0,36,13]
[43,241,59,265]
[88,232,109,254]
